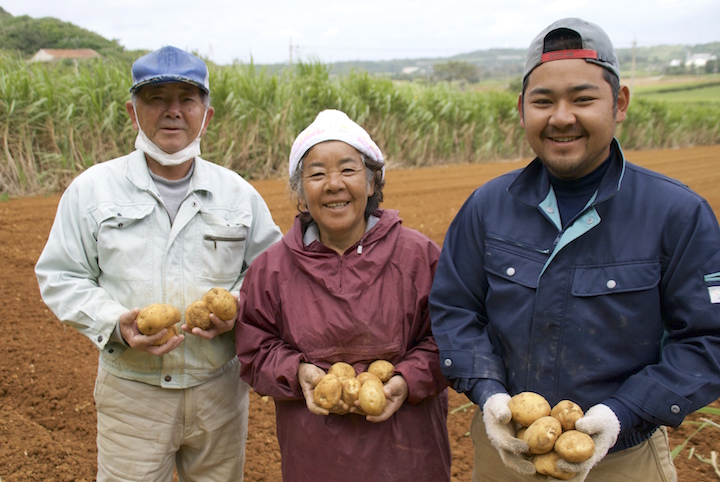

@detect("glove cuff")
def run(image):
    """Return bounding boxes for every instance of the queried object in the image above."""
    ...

[483,392,510,412]
[483,392,512,425]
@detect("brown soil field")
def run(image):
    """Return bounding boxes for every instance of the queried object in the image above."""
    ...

[2,145,720,481]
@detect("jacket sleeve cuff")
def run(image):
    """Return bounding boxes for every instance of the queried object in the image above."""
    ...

[467,379,507,407]
[603,397,644,437]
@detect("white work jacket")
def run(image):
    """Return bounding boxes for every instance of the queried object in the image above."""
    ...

[35,150,282,388]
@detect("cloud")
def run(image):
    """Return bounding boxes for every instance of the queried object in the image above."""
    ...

[3,0,719,65]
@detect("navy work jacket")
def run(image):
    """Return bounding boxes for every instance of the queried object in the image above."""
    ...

[430,139,720,451]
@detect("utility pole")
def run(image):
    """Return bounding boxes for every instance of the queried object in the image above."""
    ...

[289,37,293,66]
[630,36,636,98]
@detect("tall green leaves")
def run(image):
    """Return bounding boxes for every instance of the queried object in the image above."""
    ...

[0,53,132,194]
[1,53,719,196]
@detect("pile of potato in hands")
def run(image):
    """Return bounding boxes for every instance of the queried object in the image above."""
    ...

[313,360,395,416]
[135,287,237,345]
[509,391,596,480]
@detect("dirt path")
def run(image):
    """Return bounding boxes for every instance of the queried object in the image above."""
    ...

[2,145,720,481]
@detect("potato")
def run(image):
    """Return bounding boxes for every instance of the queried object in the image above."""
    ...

[358,379,386,416]
[534,451,576,480]
[202,287,237,321]
[554,430,595,463]
[185,300,212,330]
[551,400,584,431]
[328,362,356,379]
[523,416,562,454]
[340,376,361,406]
[313,374,342,410]
[509,391,551,427]
[515,426,527,441]
[153,325,179,346]
[367,360,394,382]
[136,303,181,345]
[356,372,382,386]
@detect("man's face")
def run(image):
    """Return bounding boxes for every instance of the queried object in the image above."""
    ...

[126,82,213,155]
[518,59,629,180]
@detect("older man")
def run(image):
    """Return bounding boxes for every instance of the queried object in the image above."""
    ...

[35,46,282,481]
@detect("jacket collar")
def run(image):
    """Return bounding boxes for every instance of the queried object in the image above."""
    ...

[281,209,403,293]
[124,150,215,196]
[284,208,401,255]
[508,138,626,207]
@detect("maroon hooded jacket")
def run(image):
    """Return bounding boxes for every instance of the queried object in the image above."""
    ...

[236,209,451,481]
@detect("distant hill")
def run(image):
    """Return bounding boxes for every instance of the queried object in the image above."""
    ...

[273,42,720,80]
[1,6,717,80]
[0,6,130,59]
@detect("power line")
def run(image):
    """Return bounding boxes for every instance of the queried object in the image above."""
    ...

[295,45,471,53]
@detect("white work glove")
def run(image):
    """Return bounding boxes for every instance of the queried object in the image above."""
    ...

[482,393,536,476]
[548,404,621,482]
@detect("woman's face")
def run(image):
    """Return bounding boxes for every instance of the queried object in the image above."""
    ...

[300,141,374,253]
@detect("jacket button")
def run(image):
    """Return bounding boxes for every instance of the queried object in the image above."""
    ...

[444,359,452,367]
[671,404,680,414]
[506,267,516,276]
[606,279,617,289]
[164,375,172,382]
[98,335,103,343]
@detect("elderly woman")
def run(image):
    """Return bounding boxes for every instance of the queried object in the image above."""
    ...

[235,109,451,481]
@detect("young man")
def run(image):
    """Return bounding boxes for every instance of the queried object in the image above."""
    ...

[430,18,720,482]
[35,46,282,481]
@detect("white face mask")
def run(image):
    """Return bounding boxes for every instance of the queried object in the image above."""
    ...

[133,102,208,167]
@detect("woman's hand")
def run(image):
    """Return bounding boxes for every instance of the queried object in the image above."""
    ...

[351,374,408,422]
[298,363,352,415]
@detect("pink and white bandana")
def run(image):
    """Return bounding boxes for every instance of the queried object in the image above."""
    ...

[288,109,385,179]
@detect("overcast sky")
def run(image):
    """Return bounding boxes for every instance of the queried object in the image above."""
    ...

[3,1,719,65]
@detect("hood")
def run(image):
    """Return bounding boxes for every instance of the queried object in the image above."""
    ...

[282,209,402,294]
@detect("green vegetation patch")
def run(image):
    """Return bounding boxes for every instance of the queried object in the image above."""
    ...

[1,55,719,197]
[636,82,720,104]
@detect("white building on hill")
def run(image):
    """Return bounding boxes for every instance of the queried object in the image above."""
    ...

[685,53,717,69]
[29,48,101,63]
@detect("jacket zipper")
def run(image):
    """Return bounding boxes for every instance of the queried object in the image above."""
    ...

[204,235,246,249]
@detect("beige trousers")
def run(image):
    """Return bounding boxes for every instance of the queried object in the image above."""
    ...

[94,360,249,482]
[470,408,678,482]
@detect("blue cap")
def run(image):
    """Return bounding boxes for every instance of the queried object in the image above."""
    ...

[130,46,209,94]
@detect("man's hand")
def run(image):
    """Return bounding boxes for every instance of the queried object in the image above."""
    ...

[119,308,183,355]
[482,393,536,476]
[181,312,235,340]
[548,404,621,481]
[181,292,238,340]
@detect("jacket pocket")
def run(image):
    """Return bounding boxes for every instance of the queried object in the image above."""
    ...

[198,211,249,283]
[485,236,547,289]
[572,261,661,296]
[96,203,156,281]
